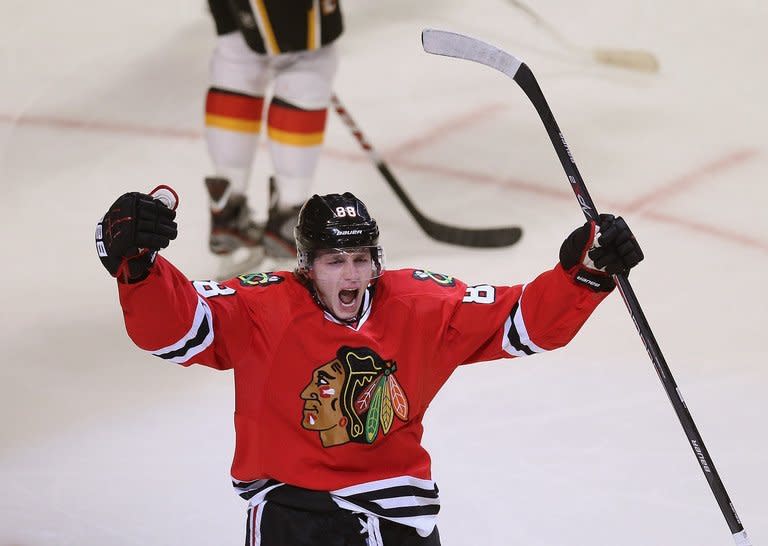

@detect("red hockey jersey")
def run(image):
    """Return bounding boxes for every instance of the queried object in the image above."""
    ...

[117,256,609,533]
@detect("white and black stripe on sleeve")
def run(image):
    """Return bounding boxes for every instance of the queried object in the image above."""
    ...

[502,285,547,357]
[151,296,214,364]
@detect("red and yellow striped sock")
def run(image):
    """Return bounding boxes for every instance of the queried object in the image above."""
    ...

[205,87,264,134]
[267,97,327,146]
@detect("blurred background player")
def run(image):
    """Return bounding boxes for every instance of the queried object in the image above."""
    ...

[204,0,343,271]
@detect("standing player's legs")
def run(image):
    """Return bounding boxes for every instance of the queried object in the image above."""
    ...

[204,30,269,255]
[263,45,338,257]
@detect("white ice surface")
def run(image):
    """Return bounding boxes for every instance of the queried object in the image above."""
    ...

[1,1,766,545]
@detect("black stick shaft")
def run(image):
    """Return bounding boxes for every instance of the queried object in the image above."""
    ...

[330,95,429,225]
[330,94,523,248]
[514,63,747,539]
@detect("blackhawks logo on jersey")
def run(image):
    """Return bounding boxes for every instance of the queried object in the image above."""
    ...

[300,347,409,448]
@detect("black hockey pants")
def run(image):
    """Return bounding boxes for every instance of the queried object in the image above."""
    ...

[244,486,441,546]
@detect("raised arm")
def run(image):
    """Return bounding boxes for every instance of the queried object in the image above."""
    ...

[436,214,643,377]
[96,189,248,370]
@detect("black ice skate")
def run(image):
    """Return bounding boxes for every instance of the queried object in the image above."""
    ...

[205,176,265,279]
[263,177,301,260]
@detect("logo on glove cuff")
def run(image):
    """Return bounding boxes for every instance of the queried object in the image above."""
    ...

[575,275,601,288]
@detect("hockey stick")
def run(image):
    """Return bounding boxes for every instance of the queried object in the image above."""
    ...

[422,29,750,546]
[506,0,659,73]
[330,94,523,248]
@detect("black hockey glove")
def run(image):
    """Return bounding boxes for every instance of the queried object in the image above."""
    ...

[95,192,177,283]
[559,214,644,292]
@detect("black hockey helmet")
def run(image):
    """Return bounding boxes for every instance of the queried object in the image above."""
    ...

[294,192,383,274]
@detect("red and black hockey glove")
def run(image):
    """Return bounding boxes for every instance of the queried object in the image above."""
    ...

[559,213,644,292]
[95,192,177,283]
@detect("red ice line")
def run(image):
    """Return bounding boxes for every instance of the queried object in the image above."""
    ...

[385,150,766,254]
[622,148,760,214]
[0,113,200,140]
[1,111,763,253]
[384,101,509,159]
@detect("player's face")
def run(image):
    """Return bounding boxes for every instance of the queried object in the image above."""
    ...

[300,359,346,431]
[310,248,374,320]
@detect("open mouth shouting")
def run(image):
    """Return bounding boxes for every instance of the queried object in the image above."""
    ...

[338,288,361,309]
[309,247,378,322]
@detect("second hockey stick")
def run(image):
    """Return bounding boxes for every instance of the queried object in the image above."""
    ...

[331,94,523,248]
[422,29,750,546]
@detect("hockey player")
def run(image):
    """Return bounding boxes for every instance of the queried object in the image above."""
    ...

[95,189,643,545]
[204,0,343,274]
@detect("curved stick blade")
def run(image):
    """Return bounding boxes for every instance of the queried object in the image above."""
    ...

[422,29,523,78]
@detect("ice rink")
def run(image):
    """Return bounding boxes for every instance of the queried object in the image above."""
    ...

[2,1,766,544]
